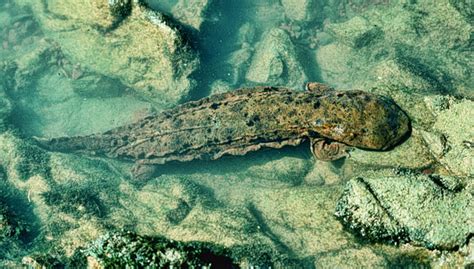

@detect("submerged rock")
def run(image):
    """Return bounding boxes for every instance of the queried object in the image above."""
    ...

[314,248,388,268]
[325,16,383,49]
[317,0,472,97]
[172,0,214,31]
[0,173,38,260]
[246,28,307,89]
[428,98,474,176]
[83,231,236,268]
[336,171,473,250]
[226,23,256,86]
[281,0,316,22]
[3,37,155,137]
[15,0,199,108]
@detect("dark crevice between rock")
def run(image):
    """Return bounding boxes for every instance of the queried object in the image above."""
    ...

[184,0,247,101]
[108,0,133,31]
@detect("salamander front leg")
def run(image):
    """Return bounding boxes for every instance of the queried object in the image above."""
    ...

[310,138,349,161]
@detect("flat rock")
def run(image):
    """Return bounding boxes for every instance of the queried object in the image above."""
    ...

[281,0,316,22]
[336,171,473,249]
[15,0,199,108]
[430,98,474,176]
[172,0,213,31]
[314,248,388,268]
[316,0,472,97]
[8,47,154,137]
[246,28,307,89]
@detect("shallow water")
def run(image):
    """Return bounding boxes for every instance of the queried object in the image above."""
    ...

[0,0,472,268]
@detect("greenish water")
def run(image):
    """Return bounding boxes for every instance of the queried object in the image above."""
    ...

[0,0,472,268]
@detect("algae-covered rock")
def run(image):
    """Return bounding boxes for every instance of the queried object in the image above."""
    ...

[0,132,51,181]
[429,98,474,176]
[172,0,213,31]
[15,0,199,107]
[246,28,307,89]
[281,0,316,22]
[4,38,155,137]
[325,15,383,49]
[336,171,473,249]
[314,248,388,268]
[84,231,236,268]
[317,0,472,97]
[209,79,232,95]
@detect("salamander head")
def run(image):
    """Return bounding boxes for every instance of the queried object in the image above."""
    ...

[309,91,411,150]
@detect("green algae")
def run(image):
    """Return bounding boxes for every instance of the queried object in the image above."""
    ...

[14,142,51,181]
[42,181,108,219]
[84,231,237,268]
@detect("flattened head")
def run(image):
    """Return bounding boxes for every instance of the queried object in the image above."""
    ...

[309,90,410,150]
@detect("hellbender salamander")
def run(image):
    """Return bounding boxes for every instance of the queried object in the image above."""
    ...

[35,83,410,168]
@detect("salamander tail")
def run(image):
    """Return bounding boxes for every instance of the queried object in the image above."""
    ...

[33,135,109,155]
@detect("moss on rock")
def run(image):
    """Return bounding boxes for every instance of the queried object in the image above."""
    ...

[83,230,237,268]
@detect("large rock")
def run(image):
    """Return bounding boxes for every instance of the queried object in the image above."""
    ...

[4,40,155,137]
[246,28,307,89]
[428,98,474,176]
[336,171,473,249]
[317,1,472,97]
[172,0,213,31]
[281,0,316,22]
[83,231,236,268]
[14,0,199,107]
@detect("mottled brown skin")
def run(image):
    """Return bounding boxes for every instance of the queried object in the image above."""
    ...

[35,84,410,165]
